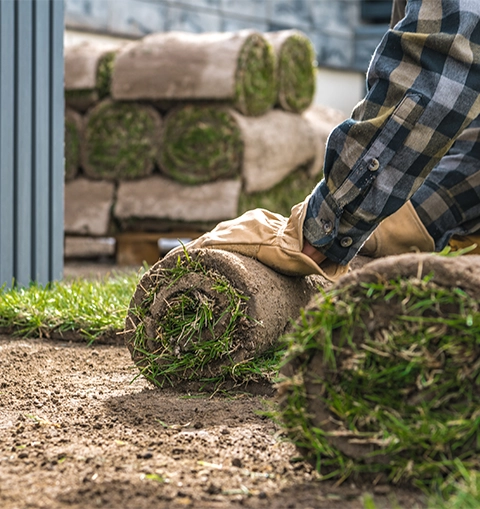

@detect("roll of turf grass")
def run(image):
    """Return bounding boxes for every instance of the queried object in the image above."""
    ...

[159,105,243,185]
[82,99,162,180]
[277,253,480,489]
[124,248,326,392]
[64,43,119,113]
[265,30,316,113]
[112,31,276,117]
[64,108,83,181]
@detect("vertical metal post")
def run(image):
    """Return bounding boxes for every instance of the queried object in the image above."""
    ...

[0,0,64,288]
[0,0,15,287]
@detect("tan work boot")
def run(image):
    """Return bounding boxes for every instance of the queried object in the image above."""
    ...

[360,201,435,257]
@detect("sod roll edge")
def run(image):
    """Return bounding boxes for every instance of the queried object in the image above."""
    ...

[82,99,162,181]
[265,29,316,113]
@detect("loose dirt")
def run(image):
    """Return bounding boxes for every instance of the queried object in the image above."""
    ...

[0,335,426,509]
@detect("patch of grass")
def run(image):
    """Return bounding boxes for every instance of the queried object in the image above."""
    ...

[276,274,480,491]
[96,51,116,99]
[0,271,140,341]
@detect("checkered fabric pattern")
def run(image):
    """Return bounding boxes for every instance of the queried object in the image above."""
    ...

[304,0,480,265]
[412,115,480,250]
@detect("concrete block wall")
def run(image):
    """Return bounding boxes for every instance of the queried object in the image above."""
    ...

[65,0,390,72]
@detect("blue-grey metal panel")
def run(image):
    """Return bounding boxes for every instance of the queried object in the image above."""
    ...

[0,0,64,288]
[33,0,51,283]
[49,0,65,282]
[0,0,15,287]
[15,0,34,287]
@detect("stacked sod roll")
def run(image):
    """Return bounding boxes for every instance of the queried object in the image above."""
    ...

[64,108,83,181]
[264,29,316,113]
[278,253,480,487]
[63,30,346,257]
[64,41,123,113]
[111,30,277,117]
[81,100,163,180]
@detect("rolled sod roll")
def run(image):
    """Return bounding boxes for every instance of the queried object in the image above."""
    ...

[264,30,316,113]
[82,100,162,180]
[124,248,329,390]
[65,42,122,113]
[64,107,83,181]
[111,30,276,117]
[159,104,317,190]
[278,253,480,485]
[159,105,243,185]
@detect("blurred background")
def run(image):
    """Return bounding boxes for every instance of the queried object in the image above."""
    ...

[64,0,393,115]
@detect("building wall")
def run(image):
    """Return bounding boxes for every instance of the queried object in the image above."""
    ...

[65,0,390,72]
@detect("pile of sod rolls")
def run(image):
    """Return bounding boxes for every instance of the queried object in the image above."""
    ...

[123,247,331,392]
[277,253,480,489]
[63,30,346,245]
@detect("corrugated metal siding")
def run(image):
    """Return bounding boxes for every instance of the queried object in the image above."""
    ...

[0,0,64,287]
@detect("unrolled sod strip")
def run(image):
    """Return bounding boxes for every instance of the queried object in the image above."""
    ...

[81,99,162,181]
[278,253,480,485]
[159,104,316,190]
[111,30,277,117]
[264,30,316,114]
[64,42,123,113]
[64,107,83,181]
[124,248,329,391]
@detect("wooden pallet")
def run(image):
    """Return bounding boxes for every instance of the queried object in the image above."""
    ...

[115,231,203,266]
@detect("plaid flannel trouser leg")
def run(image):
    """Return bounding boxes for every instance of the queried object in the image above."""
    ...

[411,115,480,251]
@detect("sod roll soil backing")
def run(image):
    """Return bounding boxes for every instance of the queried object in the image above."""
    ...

[111,30,276,117]
[124,248,329,392]
[64,107,83,181]
[278,253,480,488]
[159,105,243,185]
[265,30,316,113]
[82,99,162,180]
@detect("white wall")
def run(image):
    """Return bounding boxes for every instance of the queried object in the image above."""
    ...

[314,67,366,117]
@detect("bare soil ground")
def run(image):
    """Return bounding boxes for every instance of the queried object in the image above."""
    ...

[0,335,427,509]
[0,262,427,508]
